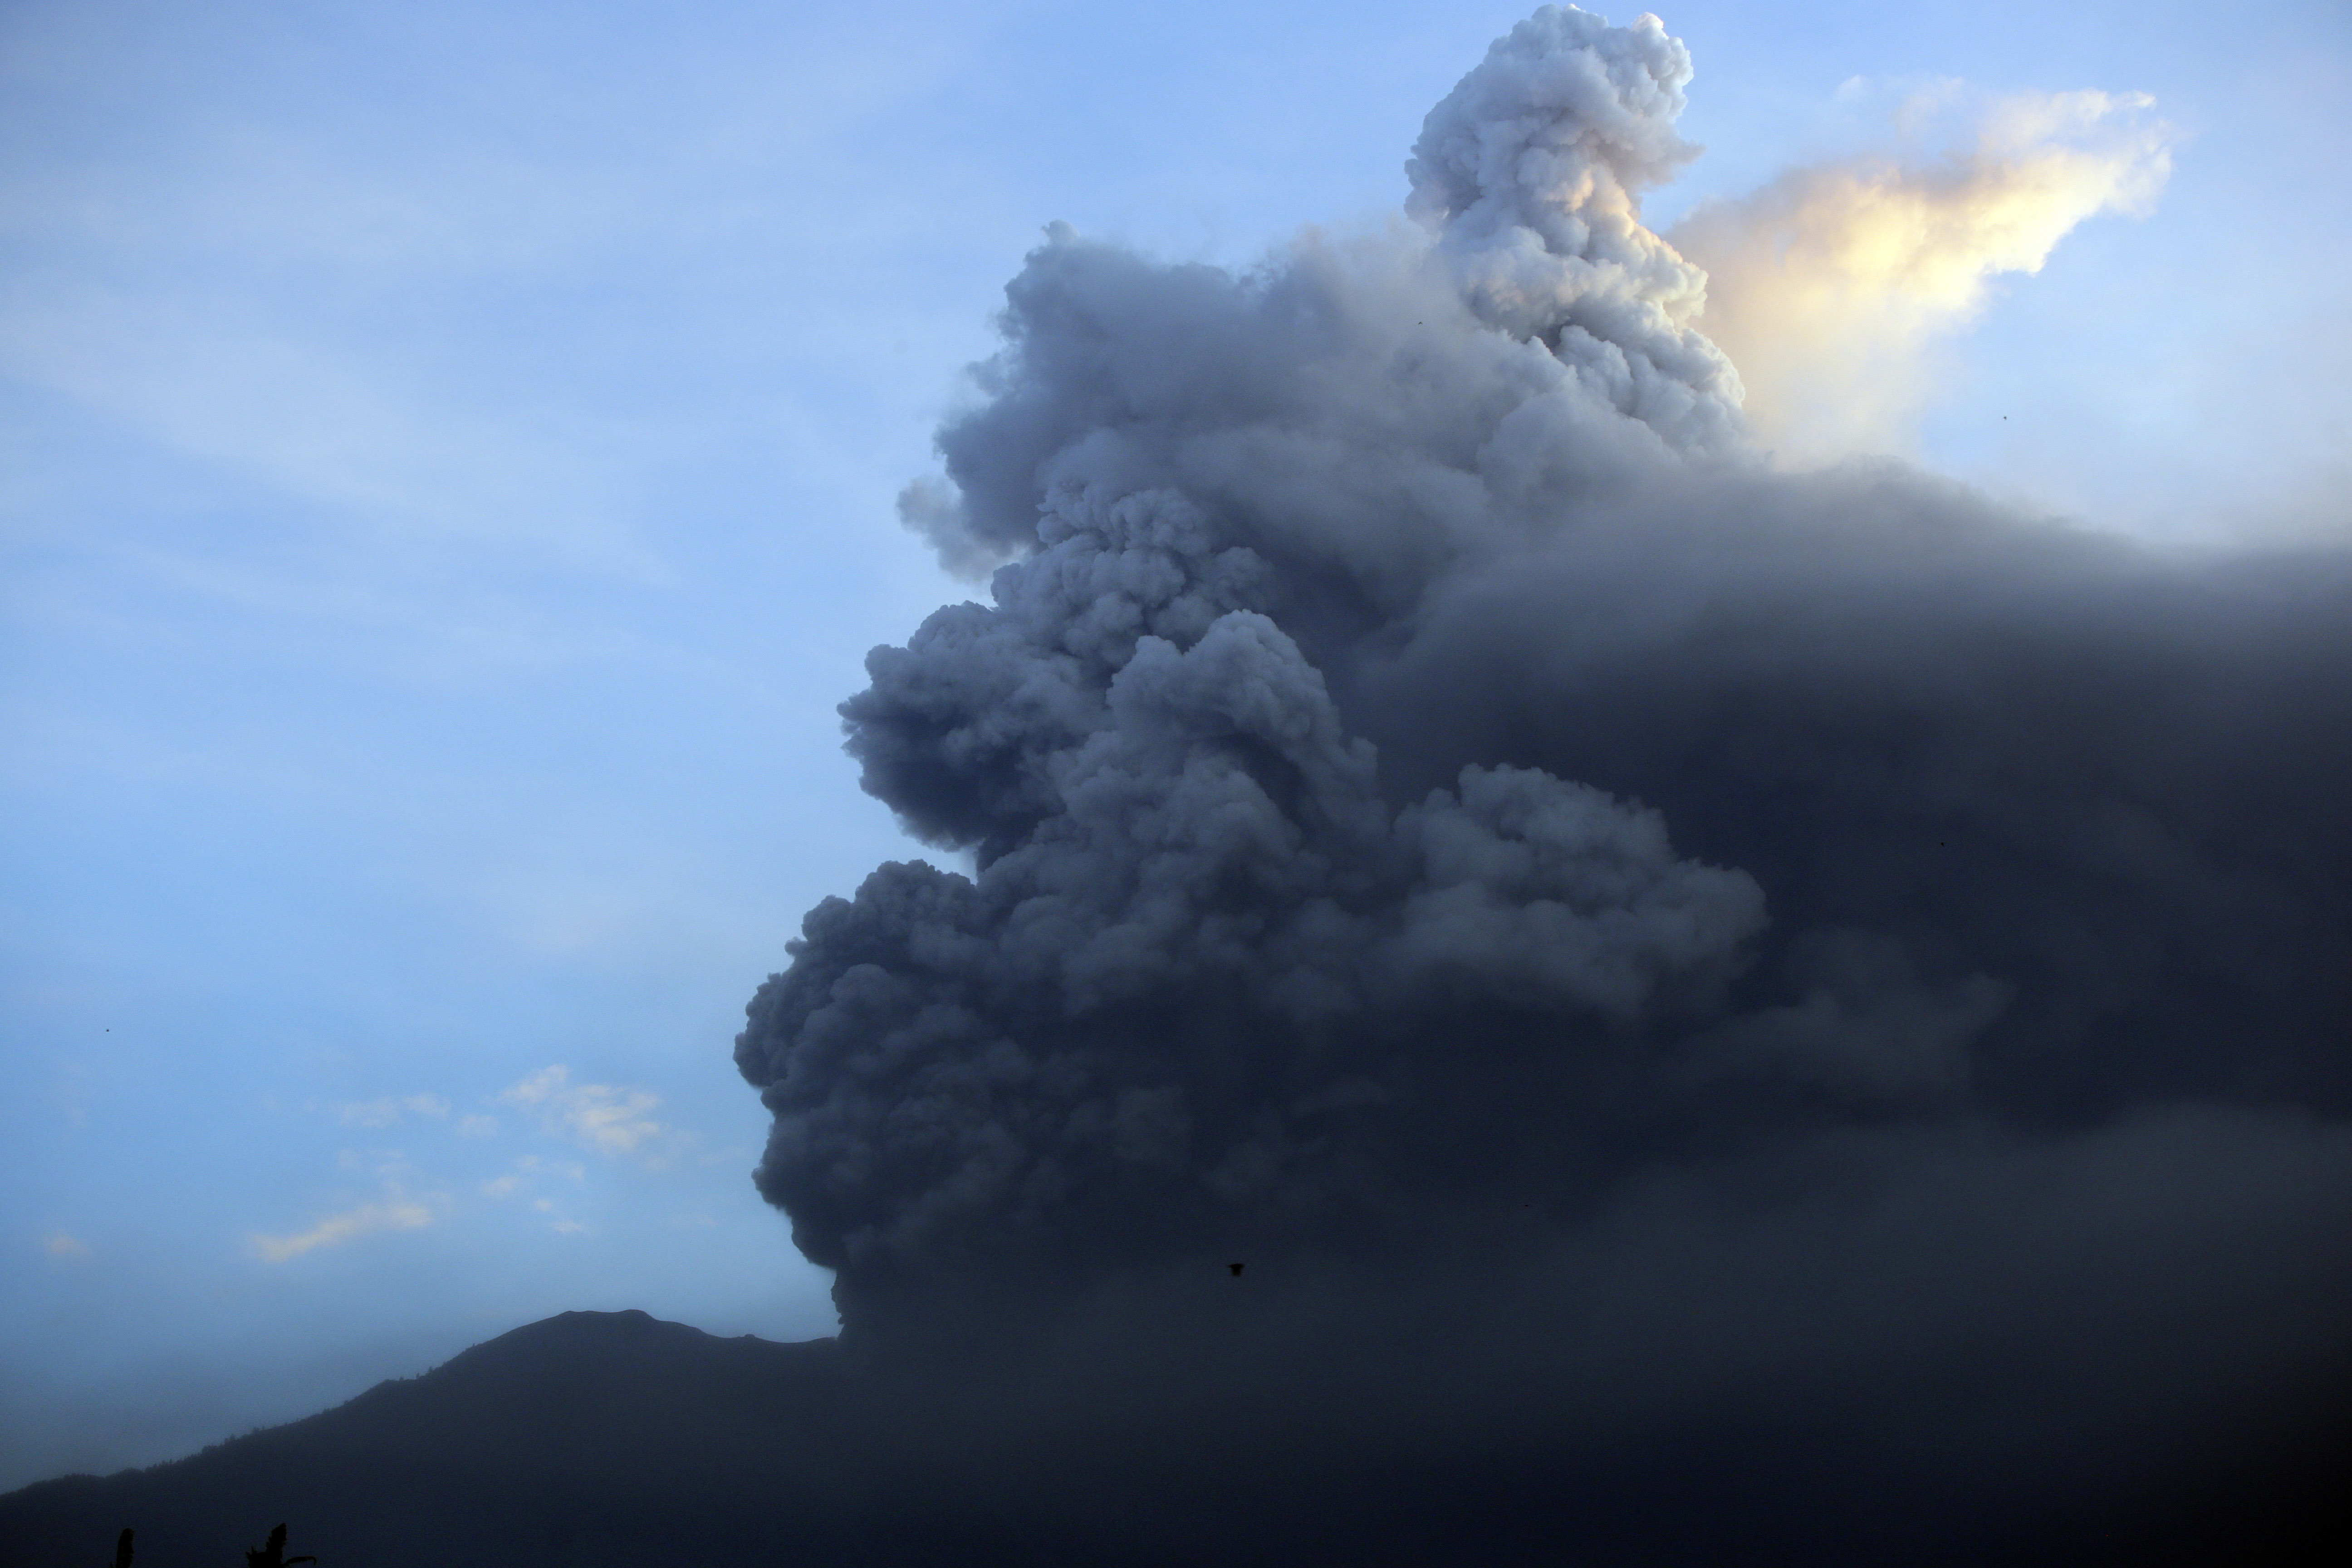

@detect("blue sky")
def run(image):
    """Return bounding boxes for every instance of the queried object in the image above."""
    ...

[4,0,2347,1488]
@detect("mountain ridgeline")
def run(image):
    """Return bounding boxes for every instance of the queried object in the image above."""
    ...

[2,1308,2344,1567]
[0,1313,858,1568]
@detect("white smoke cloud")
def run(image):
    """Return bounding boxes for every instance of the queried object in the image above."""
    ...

[1405,5,1742,451]
[1670,83,2173,459]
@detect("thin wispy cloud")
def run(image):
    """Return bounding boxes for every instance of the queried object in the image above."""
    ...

[499,1067,676,1162]
[478,1153,585,1200]
[248,1196,434,1263]
[335,1093,452,1128]
[0,282,646,562]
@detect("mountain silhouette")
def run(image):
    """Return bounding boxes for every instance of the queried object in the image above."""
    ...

[4,1307,2342,1567]
[0,1312,896,1568]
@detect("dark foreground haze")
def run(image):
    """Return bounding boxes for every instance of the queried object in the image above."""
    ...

[1,1308,2341,1565]
[11,7,2351,1563]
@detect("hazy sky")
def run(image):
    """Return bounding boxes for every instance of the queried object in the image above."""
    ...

[4,0,2348,1491]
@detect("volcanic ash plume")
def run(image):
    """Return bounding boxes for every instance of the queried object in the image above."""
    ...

[739,6,1778,1298]
[1404,4,1742,448]
[735,7,2352,1556]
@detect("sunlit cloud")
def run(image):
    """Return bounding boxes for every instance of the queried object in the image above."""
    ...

[42,1233,92,1259]
[1673,84,2173,459]
[248,1197,433,1263]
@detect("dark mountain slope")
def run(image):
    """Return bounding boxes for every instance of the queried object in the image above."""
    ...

[6,1306,2345,1568]
[0,1311,905,1568]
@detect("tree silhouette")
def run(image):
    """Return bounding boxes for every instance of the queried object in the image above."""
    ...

[110,1528,132,1568]
[244,1523,315,1568]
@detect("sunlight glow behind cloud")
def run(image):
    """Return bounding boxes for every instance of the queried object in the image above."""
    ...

[1673,85,2173,458]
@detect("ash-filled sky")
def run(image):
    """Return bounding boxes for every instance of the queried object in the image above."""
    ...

[3,0,2349,1499]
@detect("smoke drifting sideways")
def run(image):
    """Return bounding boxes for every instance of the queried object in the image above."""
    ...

[1671,84,2174,457]
[737,7,2352,1557]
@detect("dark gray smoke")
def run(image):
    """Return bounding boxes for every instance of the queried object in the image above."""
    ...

[734,7,2352,1557]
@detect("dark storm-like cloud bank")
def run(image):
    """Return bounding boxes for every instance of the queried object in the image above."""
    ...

[733,9,2351,1558]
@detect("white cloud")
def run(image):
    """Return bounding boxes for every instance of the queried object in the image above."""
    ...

[42,1233,91,1259]
[1672,84,2173,459]
[248,1197,433,1263]
[498,1065,675,1162]
[456,1114,499,1137]
[335,1093,451,1128]
[480,1152,585,1201]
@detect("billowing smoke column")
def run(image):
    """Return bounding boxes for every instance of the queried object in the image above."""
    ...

[735,8,2351,1556]
[1406,5,1740,445]
[738,6,1774,1296]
